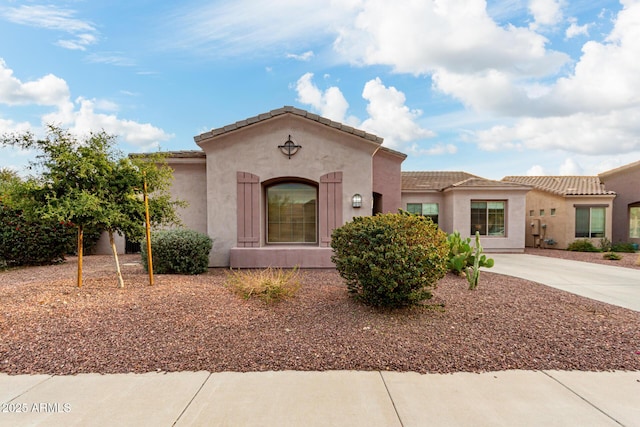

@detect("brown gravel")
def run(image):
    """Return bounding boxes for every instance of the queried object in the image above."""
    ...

[1,253,639,375]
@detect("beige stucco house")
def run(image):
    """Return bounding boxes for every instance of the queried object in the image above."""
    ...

[401,172,531,252]
[502,176,616,249]
[100,106,532,266]
[598,160,640,246]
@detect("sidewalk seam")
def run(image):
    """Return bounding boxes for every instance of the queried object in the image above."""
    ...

[541,371,625,427]
[171,372,212,427]
[3,375,53,403]
[378,371,404,427]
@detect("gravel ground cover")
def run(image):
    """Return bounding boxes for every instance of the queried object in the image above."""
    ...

[1,251,639,375]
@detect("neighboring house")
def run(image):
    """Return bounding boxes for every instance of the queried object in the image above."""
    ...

[502,176,616,249]
[598,160,640,246]
[100,106,531,266]
[401,172,531,253]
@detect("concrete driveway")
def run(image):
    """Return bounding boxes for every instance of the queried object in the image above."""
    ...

[487,254,640,312]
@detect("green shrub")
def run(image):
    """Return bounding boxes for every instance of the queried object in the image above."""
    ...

[330,212,449,308]
[602,252,622,260]
[225,267,302,303]
[566,239,600,252]
[610,242,637,253]
[141,228,212,274]
[0,202,76,266]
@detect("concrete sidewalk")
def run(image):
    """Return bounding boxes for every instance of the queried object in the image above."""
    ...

[488,254,640,312]
[2,370,639,426]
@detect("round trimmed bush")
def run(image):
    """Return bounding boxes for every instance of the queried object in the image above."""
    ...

[141,229,213,275]
[331,212,449,308]
[566,239,600,252]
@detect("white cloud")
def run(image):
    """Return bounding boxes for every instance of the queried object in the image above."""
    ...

[44,97,173,150]
[528,0,564,29]
[558,158,583,175]
[295,74,435,151]
[0,59,172,151]
[286,51,315,61]
[470,2,640,155]
[1,5,98,51]
[526,165,546,175]
[295,72,350,123]
[168,1,352,58]
[359,78,435,149]
[334,0,568,76]
[0,59,70,106]
[565,17,590,39]
[408,142,458,156]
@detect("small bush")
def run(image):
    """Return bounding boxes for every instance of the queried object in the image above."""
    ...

[610,242,637,253]
[598,237,612,252]
[566,239,600,252]
[225,267,302,303]
[602,252,622,260]
[141,228,212,274]
[331,212,449,308]
[0,202,76,266]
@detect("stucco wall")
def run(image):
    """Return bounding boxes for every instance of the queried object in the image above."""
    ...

[600,166,640,244]
[169,159,208,235]
[522,189,615,249]
[372,149,404,213]
[445,188,529,252]
[522,190,567,248]
[197,114,378,266]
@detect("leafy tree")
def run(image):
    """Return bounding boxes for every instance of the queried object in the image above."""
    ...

[1,125,183,287]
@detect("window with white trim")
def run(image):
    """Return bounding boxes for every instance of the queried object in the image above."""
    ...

[471,201,505,236]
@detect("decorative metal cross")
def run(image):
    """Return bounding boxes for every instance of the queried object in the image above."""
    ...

[278,135,301,159]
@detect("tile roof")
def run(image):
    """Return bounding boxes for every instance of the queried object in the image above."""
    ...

[194,106,384,145]
[164,150,206,158]
[402,171,478,191]
[502,176,615,196]
[402,171,529,191]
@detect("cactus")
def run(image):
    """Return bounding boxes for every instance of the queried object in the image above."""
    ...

[465,232,494,290]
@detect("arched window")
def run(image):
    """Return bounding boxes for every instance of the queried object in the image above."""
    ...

[267,182,317,244]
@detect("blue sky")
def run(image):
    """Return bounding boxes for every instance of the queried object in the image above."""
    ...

[1,0,639,179]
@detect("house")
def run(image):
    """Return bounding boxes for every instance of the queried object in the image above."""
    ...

[598,160,640,246]
[501,176,616,249]
[401,172,531,252]
[100,106,531,266]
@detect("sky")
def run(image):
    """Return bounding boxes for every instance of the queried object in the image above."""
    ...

[1,0,639,180]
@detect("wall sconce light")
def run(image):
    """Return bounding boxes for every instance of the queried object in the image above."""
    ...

[352,193,362,208]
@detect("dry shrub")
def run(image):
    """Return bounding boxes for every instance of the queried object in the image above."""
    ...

[225,267,302,303]
[636,253,640,266]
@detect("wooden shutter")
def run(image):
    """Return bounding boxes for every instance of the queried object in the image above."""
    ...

[237,172,260,247]
[319,172,343,247]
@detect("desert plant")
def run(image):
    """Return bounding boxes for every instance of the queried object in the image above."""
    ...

[331,212,449,308]
[602,252,622,260]
[636,253,640,266]
[225,267,302,303]
[141,228,212,274]
[465,232,494,290]
[566,239,600,252]
[598,237,612,252]
[610,242,637,253]
[446,231,473,275]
